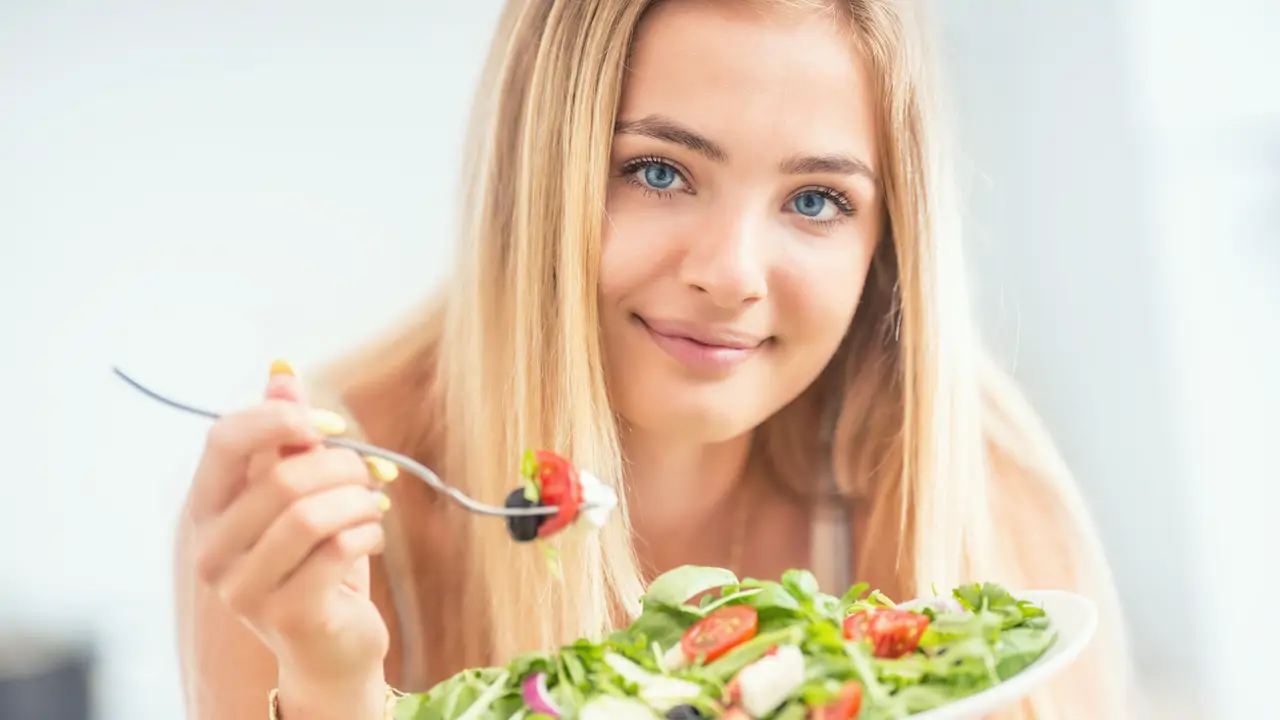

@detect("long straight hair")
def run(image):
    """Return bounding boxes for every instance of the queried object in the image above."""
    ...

[318,1,1133,716]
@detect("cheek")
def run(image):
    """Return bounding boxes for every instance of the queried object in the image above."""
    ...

[776,240,875,361]
[598,188,680,407]
[599,185,682,301]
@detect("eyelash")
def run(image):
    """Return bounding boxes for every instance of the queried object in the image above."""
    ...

[618,156,858,227]
[791,185,857,228]
[620,155,688,199]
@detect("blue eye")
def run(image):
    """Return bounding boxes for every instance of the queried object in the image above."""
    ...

[642,162,678,190]
[792,191,827,217]
[622,158,688,195]
[786,187,854,224]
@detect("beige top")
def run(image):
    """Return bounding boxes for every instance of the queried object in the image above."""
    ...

[810,502,853,594]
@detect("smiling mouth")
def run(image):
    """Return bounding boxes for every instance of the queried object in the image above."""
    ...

[633,314,766,348]
[632,314,768,373]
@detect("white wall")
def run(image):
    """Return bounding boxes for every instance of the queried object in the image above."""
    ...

[933,1,1278,716]
[0,3,504,717]
[1125,2,1279,717]
[1,2,1274,719]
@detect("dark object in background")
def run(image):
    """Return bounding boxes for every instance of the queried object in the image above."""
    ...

[0,633,95,720]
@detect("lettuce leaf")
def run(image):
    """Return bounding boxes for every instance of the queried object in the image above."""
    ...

[642,565,740,608]
[396,566,1060,720]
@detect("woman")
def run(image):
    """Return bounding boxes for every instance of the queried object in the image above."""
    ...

[175,1,1135,718]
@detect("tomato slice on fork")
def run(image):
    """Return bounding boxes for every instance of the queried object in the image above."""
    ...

[531,450,583,538]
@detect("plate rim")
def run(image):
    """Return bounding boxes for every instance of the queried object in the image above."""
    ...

[904,589,1099,720]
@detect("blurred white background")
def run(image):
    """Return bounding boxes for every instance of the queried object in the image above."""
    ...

[0,1,1275,718]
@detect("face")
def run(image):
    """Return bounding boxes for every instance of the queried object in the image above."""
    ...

[599,0,883,443]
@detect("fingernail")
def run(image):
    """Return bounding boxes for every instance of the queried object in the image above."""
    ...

[269,358,296,377]
[373,491,392,512]
[309,408,347,436]
[365,456,399,483]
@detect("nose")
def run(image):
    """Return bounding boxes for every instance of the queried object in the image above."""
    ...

[678,212,768,309]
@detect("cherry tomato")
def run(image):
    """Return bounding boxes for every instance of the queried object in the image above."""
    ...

[810,681,863,720]
[532,450,582,537]
[681,605,758,663]
[842,609,930,659]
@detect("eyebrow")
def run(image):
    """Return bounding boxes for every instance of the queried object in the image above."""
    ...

[779,153,878,183]
[615,113,878,183]
[615,114,728,163]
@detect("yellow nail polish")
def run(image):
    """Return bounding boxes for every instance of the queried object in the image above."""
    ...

[309,408,347,436]
[270,358,295,377]
[373,491,392,512]
[365,456,399,483]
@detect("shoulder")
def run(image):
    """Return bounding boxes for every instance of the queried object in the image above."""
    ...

[987,454,1139,719]
[975,352,1110,589]
[979,367,1139,718]
[305,345,454,690]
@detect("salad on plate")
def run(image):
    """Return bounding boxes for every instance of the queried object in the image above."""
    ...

[394,565,1059,720]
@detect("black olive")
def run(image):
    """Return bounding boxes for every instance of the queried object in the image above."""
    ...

[664,705,703,720]
[504,487,546,542]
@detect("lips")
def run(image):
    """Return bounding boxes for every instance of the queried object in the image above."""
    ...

[636,316,766,350]
[634,314,766,374]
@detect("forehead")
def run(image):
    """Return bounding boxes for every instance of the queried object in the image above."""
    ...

[621,0,878,170]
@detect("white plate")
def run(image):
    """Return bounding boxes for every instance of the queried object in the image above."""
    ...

[907,590,1098,720]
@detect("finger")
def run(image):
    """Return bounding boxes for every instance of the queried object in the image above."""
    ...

[244,449,278,491]
[189,401,346,520]
[261,360,397,484]
[216,484,389,610]
[195,447,376,585]
[265,358,309,406]
[266,359,313,461]
[279,522,384,602]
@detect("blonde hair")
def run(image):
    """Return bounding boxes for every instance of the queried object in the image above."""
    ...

[319,1,1135,717]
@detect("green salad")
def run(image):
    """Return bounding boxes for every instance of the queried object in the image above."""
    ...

[394,566,1057,720]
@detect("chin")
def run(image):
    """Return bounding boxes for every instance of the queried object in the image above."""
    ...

[626,390,761,445]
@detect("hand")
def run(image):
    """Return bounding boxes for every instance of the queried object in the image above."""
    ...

[187,360,398,698]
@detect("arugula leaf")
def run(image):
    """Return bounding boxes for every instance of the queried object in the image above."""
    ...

[401,668,511,720]
[395,567,1061,720]
[953,582,1046,632]
[610,602,701,655]
[739,580,802,613]
[839,582,871,606]
[994,626,1058,680]
[781,569,820,599]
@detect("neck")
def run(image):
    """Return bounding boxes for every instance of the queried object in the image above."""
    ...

[621,426,754,576]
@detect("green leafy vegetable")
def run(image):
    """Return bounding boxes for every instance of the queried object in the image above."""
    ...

[394,567,1060,720]
[643,565,740,608]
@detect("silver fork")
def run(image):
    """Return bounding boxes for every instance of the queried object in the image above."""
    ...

[111,367,587,518]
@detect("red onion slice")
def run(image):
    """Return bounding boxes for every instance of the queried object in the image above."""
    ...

[520,672,563,718]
